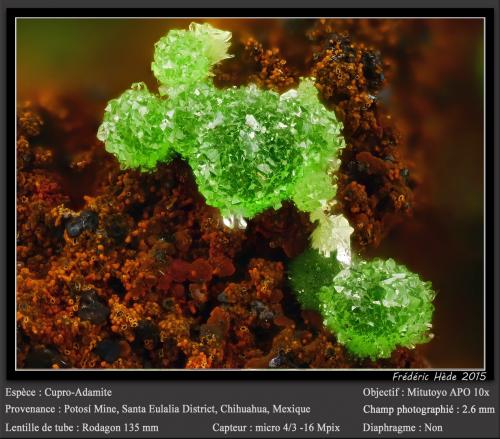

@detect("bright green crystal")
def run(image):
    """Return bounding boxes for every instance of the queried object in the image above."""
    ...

[319,258,435,360]
[288,248,342,312]
[97,22,345,218]
[181,85,305,217]
[289,80,344,213]
[172,81,343,218]
[152,22,232,96]
[97,82,174,171]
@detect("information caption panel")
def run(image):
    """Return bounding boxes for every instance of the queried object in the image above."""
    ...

[2,373,499,438]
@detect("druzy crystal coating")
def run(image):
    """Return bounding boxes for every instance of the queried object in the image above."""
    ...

[151,22,232,96]
[97,83,174,171]
[178,81,343,217]
[288,248,342,312]
[319,258,436,360]
[97,23,345,218]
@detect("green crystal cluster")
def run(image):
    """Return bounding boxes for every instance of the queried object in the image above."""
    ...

[151,22,232,96]
[97,83,175,171]
[318,259,435,360]
[288,248,342,312]
[97,22,344,218]
[181,80,343,217]
[289,249,436,360]
[97,22,437,361]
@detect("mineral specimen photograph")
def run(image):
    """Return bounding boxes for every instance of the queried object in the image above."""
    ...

[15,18,484,370]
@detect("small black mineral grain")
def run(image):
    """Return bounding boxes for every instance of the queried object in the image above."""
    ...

[134,319,160,349]
[94,338,121,363]
[77,290,109,324]
[24,346,63,368]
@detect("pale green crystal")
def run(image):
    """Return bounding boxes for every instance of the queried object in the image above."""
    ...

[319,258,436,360]
[310,209,354,265]
[97,82,173,171]
[291,170,337,213]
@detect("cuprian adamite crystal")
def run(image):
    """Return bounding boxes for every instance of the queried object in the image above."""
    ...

[288,248,342,312]
[97,22,345,218]
[177,80,344,217]
[319,258,436,360]
[97,83,174,171]
[151,22,233,96]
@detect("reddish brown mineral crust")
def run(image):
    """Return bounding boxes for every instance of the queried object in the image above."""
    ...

[242,38,298,93]
[16,23,427,369]
[307,26,414,247]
